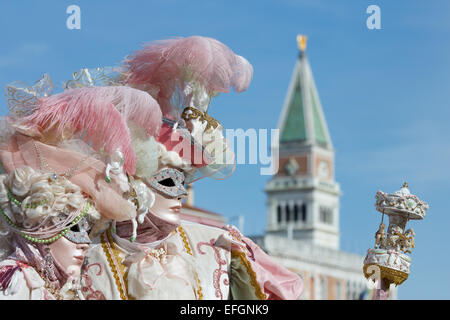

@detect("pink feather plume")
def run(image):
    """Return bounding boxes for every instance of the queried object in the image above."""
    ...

[22,86,162,175]
[123,36,253,114]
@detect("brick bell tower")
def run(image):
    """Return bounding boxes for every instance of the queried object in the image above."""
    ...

[265,35,342,249]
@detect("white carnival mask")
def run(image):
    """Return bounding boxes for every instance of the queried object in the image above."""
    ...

[146,168,188,199]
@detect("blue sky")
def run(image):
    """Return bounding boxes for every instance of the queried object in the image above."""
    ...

[1,0,449,299]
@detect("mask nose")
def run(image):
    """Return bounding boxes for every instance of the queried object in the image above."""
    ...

[77,242,89,252]
[178,186,188,199]
[177,193,187,201]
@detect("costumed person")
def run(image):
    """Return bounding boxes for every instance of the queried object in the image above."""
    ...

[0,74,162,299]
[0,74,164,227]
[0,166,99,299]
[78,36,303,300]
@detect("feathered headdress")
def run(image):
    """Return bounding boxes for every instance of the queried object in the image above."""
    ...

[122,36,253,182]
[19,85,162,175]
[123,36,253,118]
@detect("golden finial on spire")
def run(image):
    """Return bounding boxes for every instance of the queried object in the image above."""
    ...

[297,35,307,52]
[403,182,408,188]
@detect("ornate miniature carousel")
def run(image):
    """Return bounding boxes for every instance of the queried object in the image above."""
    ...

[363,183,429,299]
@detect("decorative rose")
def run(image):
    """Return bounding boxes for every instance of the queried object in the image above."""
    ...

[8,166,36,196]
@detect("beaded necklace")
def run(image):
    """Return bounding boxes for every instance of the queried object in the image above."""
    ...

[0,202,90,244]
[7,189,47,209]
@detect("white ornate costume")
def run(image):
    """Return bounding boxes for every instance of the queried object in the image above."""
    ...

[0,259,80,300]
[82,221,302,300]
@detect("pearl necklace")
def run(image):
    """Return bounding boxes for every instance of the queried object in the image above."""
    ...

[0,202,91,244]
[33,140,90,181]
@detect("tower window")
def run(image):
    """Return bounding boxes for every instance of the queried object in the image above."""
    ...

[285,204,291,222]
[319,207,333,225]
[293,204,299,221]
[301,203,307,222]
[277,205,282,223]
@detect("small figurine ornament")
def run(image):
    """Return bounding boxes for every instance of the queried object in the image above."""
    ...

[363,182,429,299]
[374,222,385,249]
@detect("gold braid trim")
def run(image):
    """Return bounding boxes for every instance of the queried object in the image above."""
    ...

[177,226,193,256]
[231,250,267,300]
[177,226,203,300]
[194,273,204,300]
[101,230,129,300]
[107,229,134,299]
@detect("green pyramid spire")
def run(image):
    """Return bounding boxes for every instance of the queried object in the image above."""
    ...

[278,38,333,149]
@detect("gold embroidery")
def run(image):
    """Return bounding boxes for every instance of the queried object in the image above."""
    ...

[101,230,129,300]
[103,226,203,300]
[232,250,267,300]
[178,226,193,256]
[363,263,409,286]
[194,273,204,300]
[181,106,220,131]
[177,226,203,300]
[107,230,134,298]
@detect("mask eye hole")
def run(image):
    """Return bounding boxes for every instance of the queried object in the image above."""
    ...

[158,178,176,187]
[70,224,80,232]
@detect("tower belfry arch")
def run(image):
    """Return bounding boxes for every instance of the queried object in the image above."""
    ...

[265,35,341,249]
